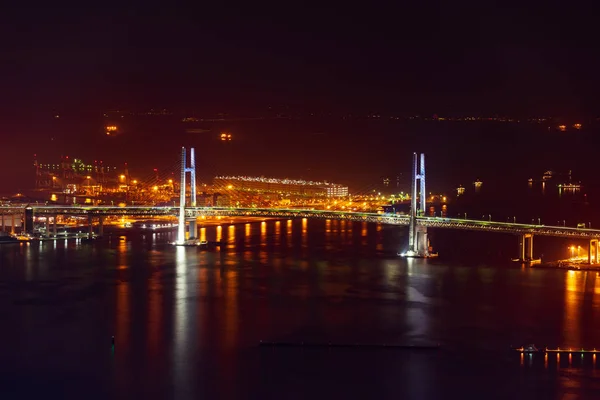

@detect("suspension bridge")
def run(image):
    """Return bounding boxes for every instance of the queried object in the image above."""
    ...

[3,147,600,263]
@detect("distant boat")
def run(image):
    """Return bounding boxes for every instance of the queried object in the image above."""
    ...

[511,258,541,265]
[398,251,439,259]
[171,239,209,247]
[512,344,540,353]
[14,234,31,242]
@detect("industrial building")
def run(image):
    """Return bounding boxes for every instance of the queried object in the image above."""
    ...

[213,176,349,198]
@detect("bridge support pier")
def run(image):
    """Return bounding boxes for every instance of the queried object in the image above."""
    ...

[187,218,197,239]
[88,215,94,239]
[589,239,599,264]
[53,215,58,237]
[46,218,51,238]
[24,207,34,234]
[11,214,15,234]
[1,213,4,232]
[414,225,429,256]
[98,216,104,237]
[518,233,534,261]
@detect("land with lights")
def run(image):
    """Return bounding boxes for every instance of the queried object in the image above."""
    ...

[27,140,427,211]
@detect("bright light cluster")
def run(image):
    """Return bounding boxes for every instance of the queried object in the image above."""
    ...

[215,175,343,187]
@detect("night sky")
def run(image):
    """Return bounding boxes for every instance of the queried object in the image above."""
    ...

[1,3,598,117]
[1,3,599,192]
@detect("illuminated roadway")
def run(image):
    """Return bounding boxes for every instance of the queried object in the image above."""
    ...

[5,205,600,239]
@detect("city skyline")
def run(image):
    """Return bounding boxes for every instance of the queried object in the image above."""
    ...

[1,118,593,203]
[45,107,600,121]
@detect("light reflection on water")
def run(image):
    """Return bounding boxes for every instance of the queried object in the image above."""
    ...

[244,223,251,248]
[173,246,193,398]
[260,221,266,244]
[274,220,280,244]
[2,219,600,398]
[301,218,307,247]
[227,225,235,250]
[147,258,161,360]
[286,219,292,249]
[216,225,222,242]
[565,270,582,347]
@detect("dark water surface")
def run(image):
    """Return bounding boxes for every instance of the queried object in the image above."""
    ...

[2,219,600,399]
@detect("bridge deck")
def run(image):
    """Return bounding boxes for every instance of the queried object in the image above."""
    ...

[3,205,599,239]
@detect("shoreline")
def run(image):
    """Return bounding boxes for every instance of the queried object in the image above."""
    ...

[533,259,600,271]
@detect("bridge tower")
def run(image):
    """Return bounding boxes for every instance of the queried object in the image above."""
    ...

[176,147,197,244]
[589,239,599,264]
[403,152,431,257]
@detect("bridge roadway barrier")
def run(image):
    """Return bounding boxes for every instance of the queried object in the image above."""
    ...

[15,206,410,225]
[418,217,600,239]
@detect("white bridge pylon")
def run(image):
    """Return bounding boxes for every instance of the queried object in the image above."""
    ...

[401,152,432,258]
[176,147,197,244]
